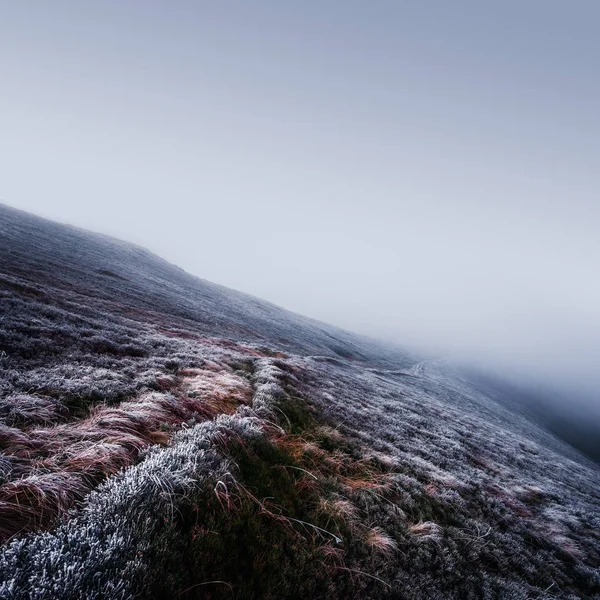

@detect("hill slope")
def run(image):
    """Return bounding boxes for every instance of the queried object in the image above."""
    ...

[0,204,599,600]
[0,204,415,367]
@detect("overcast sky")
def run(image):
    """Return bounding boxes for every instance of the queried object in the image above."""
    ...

[1,1,599,394]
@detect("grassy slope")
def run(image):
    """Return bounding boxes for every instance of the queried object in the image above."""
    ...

[1,204,599,599]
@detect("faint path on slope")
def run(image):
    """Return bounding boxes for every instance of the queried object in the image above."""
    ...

[355,357,449,381]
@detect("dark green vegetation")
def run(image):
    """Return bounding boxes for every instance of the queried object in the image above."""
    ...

[1,204,599,599]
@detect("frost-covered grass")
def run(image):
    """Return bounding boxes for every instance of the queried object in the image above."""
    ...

[1,203,600,599]
[296,358,600,597]
[0,416,246,599]
[0,288,260,540]
[0,360,334,599]
[3,356,599,599]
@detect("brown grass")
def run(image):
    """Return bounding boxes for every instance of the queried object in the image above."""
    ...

[364,526,399,557]
[0,366,253,541]
[408,521,443,541]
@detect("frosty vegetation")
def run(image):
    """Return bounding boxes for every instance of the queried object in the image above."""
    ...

[0,204,599,599]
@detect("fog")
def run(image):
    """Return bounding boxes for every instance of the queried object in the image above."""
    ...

[1,2,599,410]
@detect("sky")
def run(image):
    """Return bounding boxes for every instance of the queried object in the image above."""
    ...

[1,1,599,397]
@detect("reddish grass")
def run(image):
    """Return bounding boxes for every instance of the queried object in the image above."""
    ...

[0,365,253,541]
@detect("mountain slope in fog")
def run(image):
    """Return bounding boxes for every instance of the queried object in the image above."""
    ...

[0,204,599,600]
[0,204,415,368]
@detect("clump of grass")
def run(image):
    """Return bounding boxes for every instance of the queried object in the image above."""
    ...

[0,394,63,427]
[0,365,253,541]
[363,527,399,557]
[408,521,443,542]
[317,497,362,539]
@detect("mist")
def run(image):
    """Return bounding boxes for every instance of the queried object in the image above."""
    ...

[1,1,599,413]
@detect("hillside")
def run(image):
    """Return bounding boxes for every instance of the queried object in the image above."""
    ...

[0,205,416,368]
[0,204,599,599]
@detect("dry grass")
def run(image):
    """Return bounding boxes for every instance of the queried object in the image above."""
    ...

[363,526,399,557]
[408,521,443,542]
[0,365,253,541]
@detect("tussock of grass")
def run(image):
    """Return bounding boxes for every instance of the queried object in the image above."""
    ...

[0,360,252,541]
[408,521,443,542]
[363,527,399,557]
